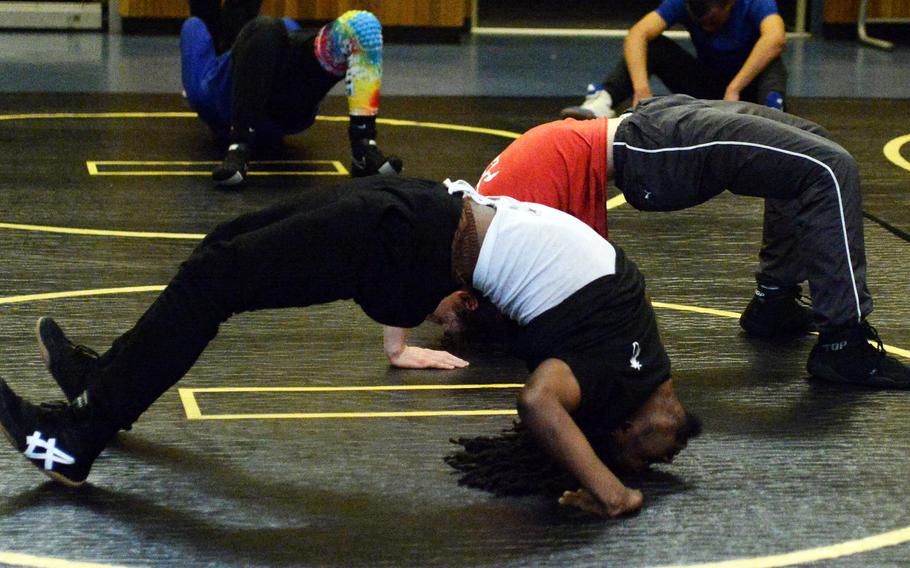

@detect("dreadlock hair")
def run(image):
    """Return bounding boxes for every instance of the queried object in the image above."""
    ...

[446,412,704,497]
[445,422,621,497]
[685,0,733,20]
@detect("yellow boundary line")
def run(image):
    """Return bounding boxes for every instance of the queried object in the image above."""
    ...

[654,526,910,568]
[0,551,131,568]
[0,286,165,305]
[0,111,522,140]
[86,159,348,177]
[179,383,524,420]
[883,133,910,173]
[652,301,910,359]
[0,222,204,239]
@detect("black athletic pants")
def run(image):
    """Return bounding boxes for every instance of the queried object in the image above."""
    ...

[229,17,339,139]
[602,35,788,108]
[189,0,339,141]
[613,95,871,333]
[88,188,376,428]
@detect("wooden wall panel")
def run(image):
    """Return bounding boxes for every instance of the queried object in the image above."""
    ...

[120,0,468,27]
[824,0,910,23]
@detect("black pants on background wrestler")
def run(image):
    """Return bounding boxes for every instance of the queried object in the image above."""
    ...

[613,94,908,387]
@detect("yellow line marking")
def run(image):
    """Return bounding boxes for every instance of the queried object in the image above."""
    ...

[654,525,910,568]
[319,115,522,139]
[179,384,523,420]
[883,133,910,173]
[652,301,742,319]
[0,551,131,567]
[0,111,522,140]
[0,112,198,121]
[0,286,165,305]
[0,222,205,239]
[606,193,627,209]
[178,388,204,420]
[184,383,524,393]
[86,160,348,177]
[653,301,910,358]
[191,410,518,420]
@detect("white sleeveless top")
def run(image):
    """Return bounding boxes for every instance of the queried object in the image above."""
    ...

[445,179,617,325]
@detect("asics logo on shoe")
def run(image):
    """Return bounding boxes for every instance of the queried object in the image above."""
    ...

[630,341,642,371]
[24,431,75,471]
[822,340,849,352]
[352,157,366,170]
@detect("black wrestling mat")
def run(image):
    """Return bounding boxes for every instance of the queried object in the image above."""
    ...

[0,94,908,567]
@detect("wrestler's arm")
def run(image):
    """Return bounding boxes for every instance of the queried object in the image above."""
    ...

[724,14,786,100]
[518,358,643,517]
[624,11,668,106]
[382,326,469,369]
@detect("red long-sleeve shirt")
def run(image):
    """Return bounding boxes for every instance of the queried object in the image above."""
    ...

[476,117,610,238]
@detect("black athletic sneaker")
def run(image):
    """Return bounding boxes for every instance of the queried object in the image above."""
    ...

[351,139,403,177]
[212,142,250,186]
[807,322,910,388]
[0,381,117,487]
[740,285,815,338]
[36,317,99,402]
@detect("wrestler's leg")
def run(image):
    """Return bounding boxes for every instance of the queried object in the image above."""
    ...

[313,11,402,176]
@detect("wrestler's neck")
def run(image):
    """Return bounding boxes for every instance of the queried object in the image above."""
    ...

[469,198,495,247]
[606,113,628,177]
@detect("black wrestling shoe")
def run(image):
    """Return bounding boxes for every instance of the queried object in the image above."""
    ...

[36,317,99,402]
[0,382,117,487]
[739,285,815,338]
[351,139,403,177]
[807,322,910,389]
[212,142,250,186]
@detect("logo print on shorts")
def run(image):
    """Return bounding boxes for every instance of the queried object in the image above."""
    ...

[630,341,642,371]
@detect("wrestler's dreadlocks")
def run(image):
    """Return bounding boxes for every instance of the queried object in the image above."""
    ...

[446,414,703,497]
[445,422,620,497]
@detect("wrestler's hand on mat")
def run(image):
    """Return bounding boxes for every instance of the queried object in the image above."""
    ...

[724,86,741,101]
[559,487,643,518]
[388,346,469,369]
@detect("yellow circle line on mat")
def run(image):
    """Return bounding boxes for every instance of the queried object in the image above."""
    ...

[0,286,165,305]
[0,111,522,140]
[652,301,910,359]
[883,133,910,173]
[0,222,205,239]
[0,550,132,567]
[652,526,910,568]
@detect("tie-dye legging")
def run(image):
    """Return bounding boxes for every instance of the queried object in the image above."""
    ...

[314,10,383,117]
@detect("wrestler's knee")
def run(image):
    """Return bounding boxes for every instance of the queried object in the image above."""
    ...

[340,10,383,51]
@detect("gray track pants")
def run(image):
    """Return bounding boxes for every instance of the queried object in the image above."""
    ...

[613,94,871,332]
